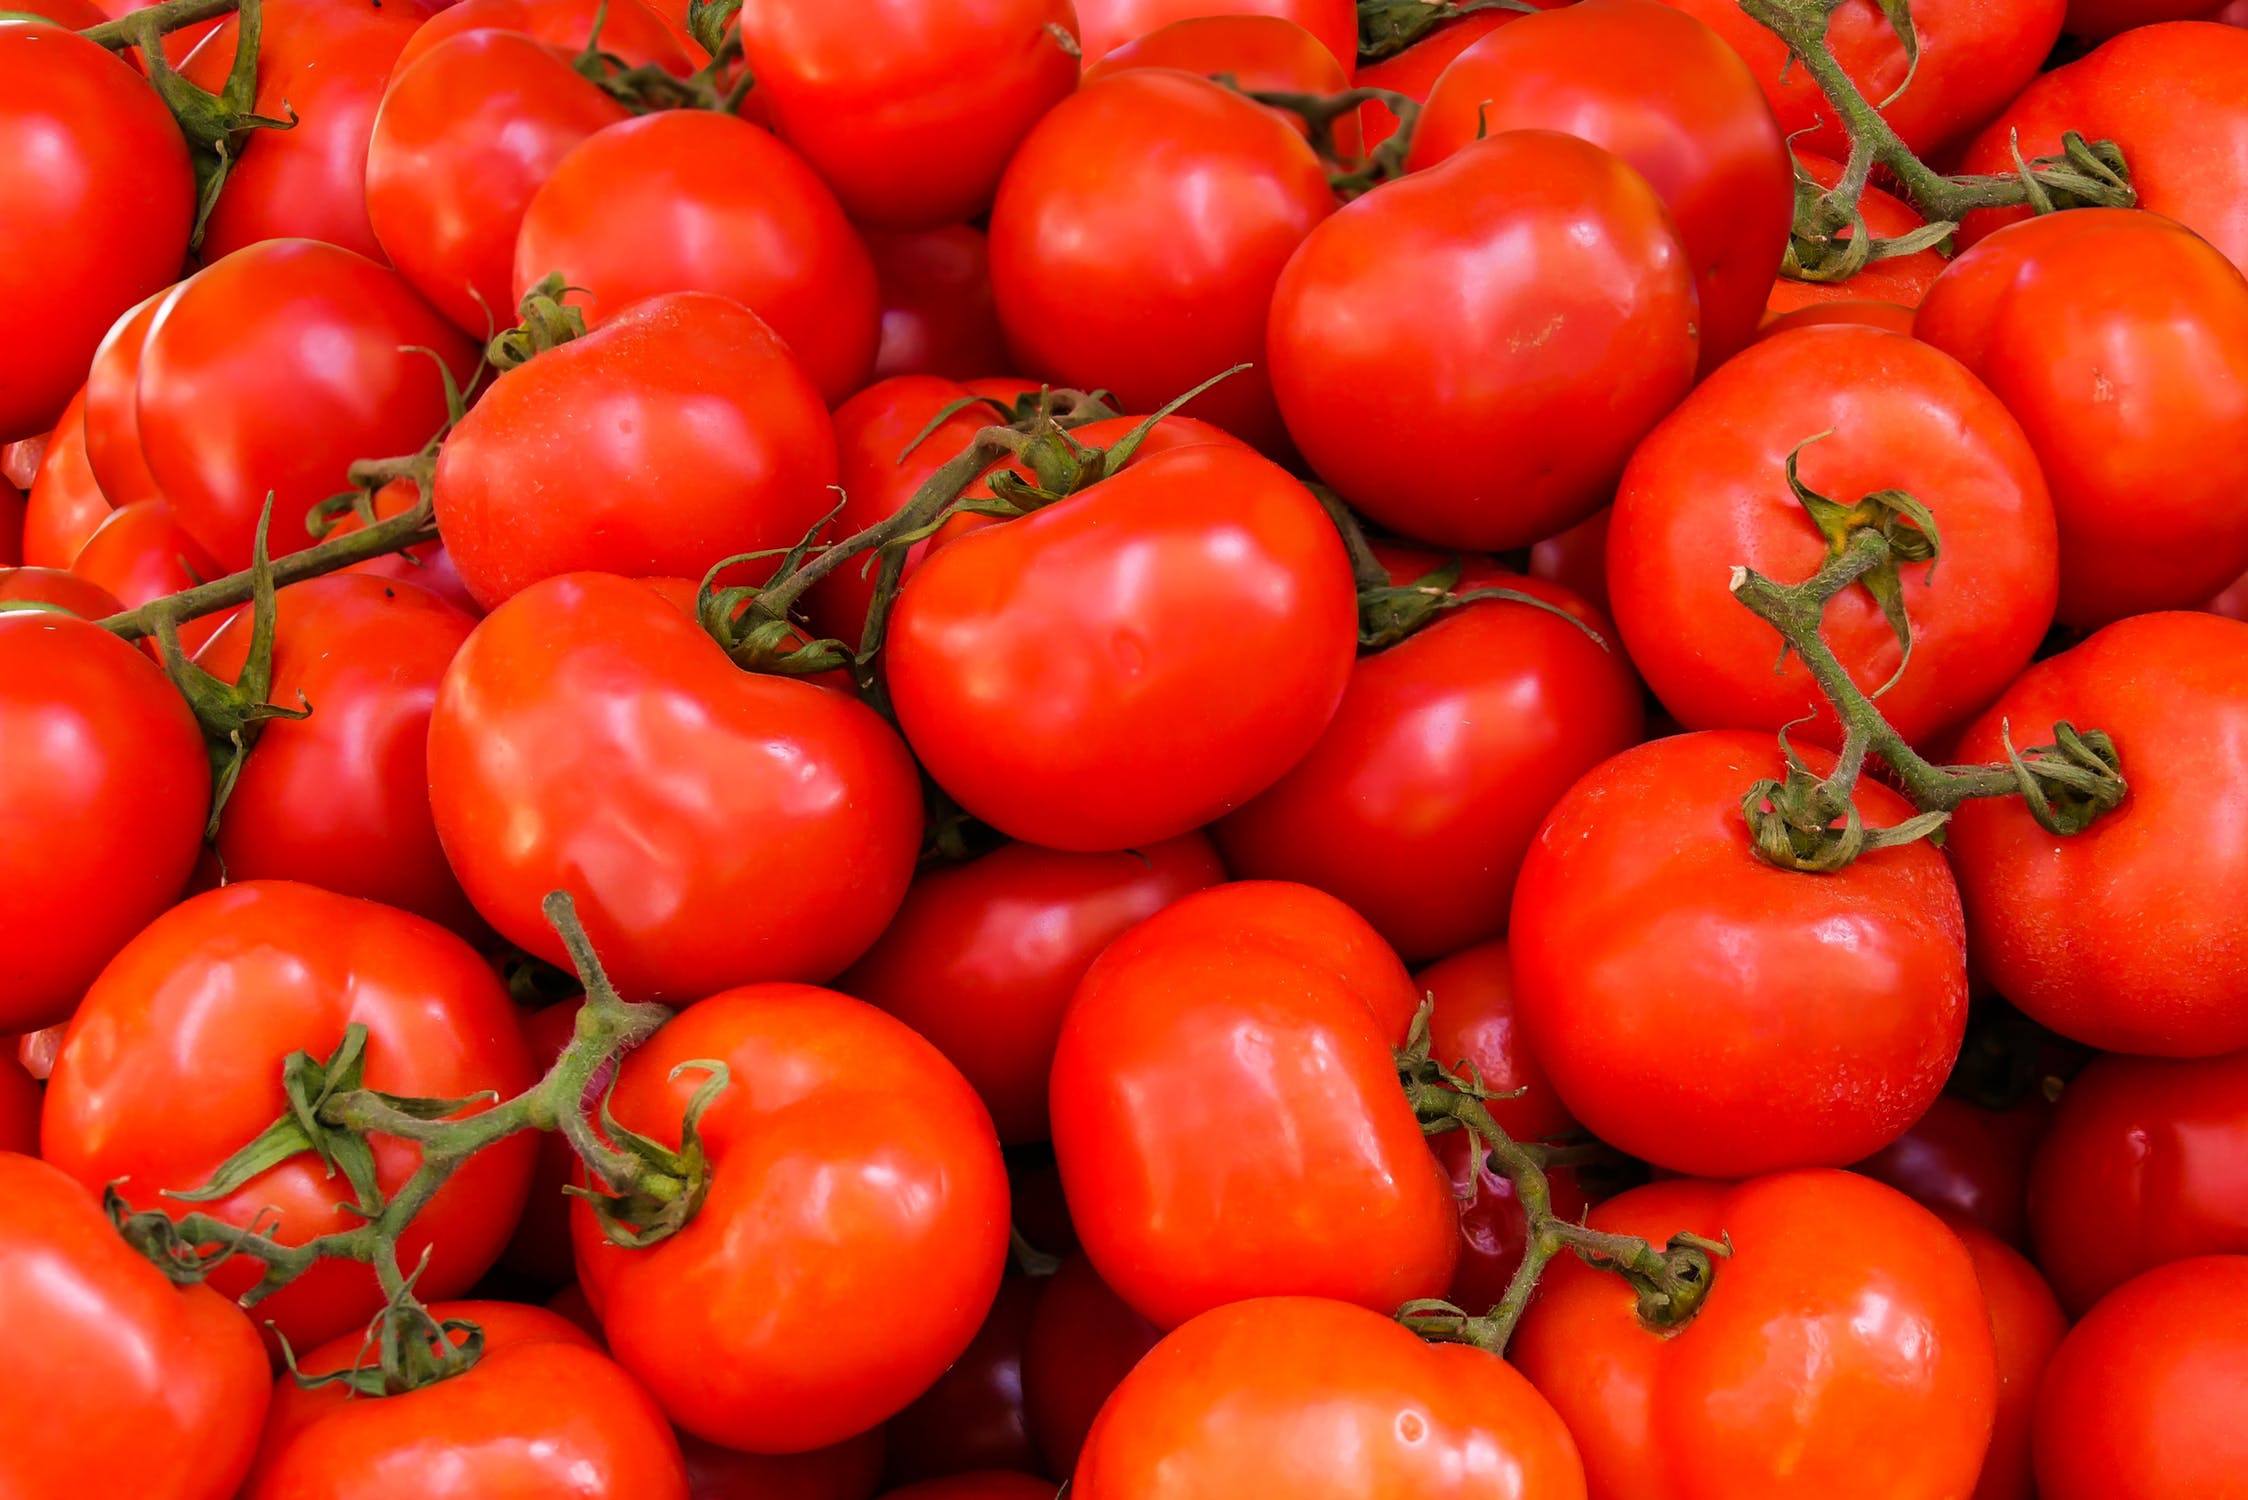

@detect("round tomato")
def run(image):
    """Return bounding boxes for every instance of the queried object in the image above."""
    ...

[1021,1255,1161,1478]
[682,1428,885,1500]
[1084,13,1361,157]
[1356,13,1517,150]
[70,499,231,656]
[882,1275,1043,1485]
[1957,1226,2067,1500]
[1767,153,1948,316]
[80,290,166,509]
[1075,0,1356,67]
[867,226,1011,383]
[394,0,692,75]
[21,387,112,568]
[1759,298,1918,338]
[0,566,121,617]
[1855,1093,2053,1250]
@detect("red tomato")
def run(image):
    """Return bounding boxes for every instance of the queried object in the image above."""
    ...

[1438,1133,1594,1320]
[70,499,231,656]
[1758,298,1917,338]
[882,1275,1043,1485]
[1075,1296,1585,1498]
[1357,13,1517,150]
[0,1051,38,1153]
[1947,612,2248,1056]
[867,226,1011,384]
[1084,13,1362,158]
[1958,1226,2067,1500]
[1515,1171,1997,1500]
[1855,1094,2053,1250]
[428,573,922,1003]
[332,477,479,616]
[496,998,581,1287]
[2032,1256,2248,1500]
[1609,325,2058,747]
[1766,153,1948,316]
[736,0,1080,231]
[1526,507,1612,614]
[0,20,192,443]
[1076,0,1356,68]
[684,1429,885,1500]
[1021,1254,1161,1478]
[0,1153,270,1500]
[572,985,1009,1451]
[880,1477,1054,1500]
[1512,732,1968,1176]
[394,0,692,74]
[21,387,112,568]
[11,0,107,23]
[239,1302,687,1499]
[1269,130,1698,552]
[888,442,1355,851]
[80,290,166,509]
[1419,939,1577,1144]
[42,882,539,1350]
[0,565,122,618]
[838,835,1224,1143]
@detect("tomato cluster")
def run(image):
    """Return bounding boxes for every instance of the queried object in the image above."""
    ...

[4,0,2248,1497]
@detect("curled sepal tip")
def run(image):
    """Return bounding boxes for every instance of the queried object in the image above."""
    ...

[1999,718,2126,836]
[488,273,589,371]
[281,1256,484,1396]
[565,1059,729,1250]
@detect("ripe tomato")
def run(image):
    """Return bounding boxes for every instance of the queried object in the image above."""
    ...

[1075,0,1356,68]
[1359,14,1519,149]
[1021,1255,1161,1478]
[1609,325,2057,747]
[0,1153,270,1500]
[683,1429,885,1500]
[882,1275,1043,1485]
[1075,1296,1586,1498]
[1084,14,1361,158]
[1855,1093,2052,1250]
[867,226,1011,384]
[21,387,112,568]
[888,443,1355,851]
[1515,1171,1996,1500]
[1947,612,2248,1056]
[1759,298,1917,338]
[394,0,693,75]
[332,477,479,615]
[1766,153,1949,315]
[0,19,192,443]
[71,499,234,657]
[1957,1226,2067,1500]
[1512,731,1968,1176]
[1269,130,1697,552]
[1527,508,1612,613]
[0,564,122,617]
[239,1302,687,1499]
[80,290,166,509]
[42,881,539,1350]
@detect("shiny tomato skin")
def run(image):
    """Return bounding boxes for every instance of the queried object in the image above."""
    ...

[838,835,1225,1144]
[0,566,122,618]
[1419,938,1579,1144]
[240,1302,687,1500]
[1022,1254,1162,1478]
[1758,298,1917,338]
[394,0,692,74]
[1076,0,1356,68]
[1269,130,1698,552]
[1409,0,1791,373]
[2032,1256,2248,1500]
[1610,325,2057,748]
[573,985,1010,1452]
[1513,1172,1998,1500]
[0,1153,271,1500]
[1073,1295,1586,1499]
[1357,13,1516,150]
[882,1275,1043,1485]
[70,499,233,657]
[867,226,1011,383]
[1946,613,2248,1057]
[21,387,112,568]
[887,442,1356,852]
[1767,153,1949,315]
[80,291,166,509]
[1855,1094,2052,1250]
[333,476,479,615]
[683,1428,886,1500]
[1958,1226,2067,1500]
[1084,14,1361,157]
[1511,731,1968,1177]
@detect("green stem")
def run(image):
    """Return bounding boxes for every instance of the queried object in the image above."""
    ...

[79,0,239,47]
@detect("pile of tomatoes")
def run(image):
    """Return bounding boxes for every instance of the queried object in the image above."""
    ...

[6,0,2248,1495]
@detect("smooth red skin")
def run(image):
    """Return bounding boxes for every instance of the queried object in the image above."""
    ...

[867,226,1011,384]
[837,835,1225,1144]
[687,1430,886,1500]
[431,573,921,1002]
[514,113,879,406]
[573,986,1010,1452]
[1409,0,1789,374]
[1357,14,1538,149]
[1611,326,2057,749]
[367,30,626,333]
[879,1478,1054,1500]
[882,1275,1044,1486]
[1075,1296,1585,1499]
[241,1302,687,1500]
[10,0,107,22]
[1526,507,1612,614]
[1948,613,2248,1056]
[0,1055,34,1152]
[1085,14,1362,157]
[989,71,1335,455]
[21,388,111,568]
[334,476,479,615]
[1419,939,1578,1142]
[394,0,691,74]
[2034,1256,2248,1499]
[43,882,537,1350]
[1076,0,1355,66]
[1758,298,1917,338]
[1438,1133,1593,1313]
[194,573,481,932]
[737,0,1080,231]
[0,21,192,443]
[1957,1227,2067,1500]
[1269,130,1698,552]
[434,292,837,610]
[80,291,166,509]
[1766,153,1946,315]
[70,500,231,657]
[137,240,477,570]
[1049,882,1457,1329]
[1022,1255,1162,1478]
[1511,732,1968,1177]
[496,998,581,1286]
[1855,1094,2052,1251]
[1916,210,2248,627]
[889,442,1355,851]
[1515,1173,1997,1500]
[0,1154,270,1500]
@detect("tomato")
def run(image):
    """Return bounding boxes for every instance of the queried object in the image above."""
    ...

[888,442,1354,851]
[1516,1171,1995,1500]
[367,30,627,334]
[1075,0,1355,68]
[0,565,122,618]
[880,1477,1055,1500]
[1269,130,1697,552]
[1525,508,1612,614]
[1216,557,1641,961]
[1075,1296,1585,1498]
[0,1051,38,1153]
[1855,1094,2053,1251]
[11,0,107,23]
[882,1275,1043,1485]
[0,1153,270,1500]
[1758,298,1917,338]
[80,290,166,509]
[70,499,232,655]
[1085,14,1362,158]
[1021,1255,1161,1478]
[514,112,879,405]
[1357,13,1517,151]
[42,881,539,1350]
[867,226,1011,384]
[1609,325,2057,747]
[0,20,192,443]
[21,387,112,568]
[683,1429,885,1500]
[1947,612,2248,1057]
[1766,153,1948,316]
[332,477,479,616]
[838,835,1224,1144]
[2032,1256,2248,1500]
[1512,731,1967,1176]
[240,1301,686,1499]
[394,0,693,75]
[736,0,1080,232]
[1957,1226,2067,1500]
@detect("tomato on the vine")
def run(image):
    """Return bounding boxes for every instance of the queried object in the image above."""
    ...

[1356,12,1518,150]
[71,500,231,656]
[21,387,112,569]
[1074,0,1357,69]
[1084,13,1360,157]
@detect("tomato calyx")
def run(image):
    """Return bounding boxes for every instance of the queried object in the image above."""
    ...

[1227,80,1420,194]
[488,273,591,371]
[574,2,756,117]
[282,1276,488,1396]
[1354,0,1535,64]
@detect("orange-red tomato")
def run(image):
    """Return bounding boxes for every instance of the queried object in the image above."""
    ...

[1957,1225,2068,1500]
[393,0,692,75]
[1758,298,1918,338]
[21,387,113,568]
[79,290,166,509]
[70,499,231,657]
[1074,0,1355,69]
[1356,13,1518,151]
[1085,13,1361,157]
[0,565,122,618]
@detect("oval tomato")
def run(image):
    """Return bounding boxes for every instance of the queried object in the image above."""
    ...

[1021,1254,1161,1479]
[1958,1226,2067,1500]
[1855,1093,2053,1250]
[21,387,112,568]
[866,226,1011,384]
[80,290,166,509]
[1766,152,1948,316]
[881,1275,1043,1485]
[1075,0,1356,68]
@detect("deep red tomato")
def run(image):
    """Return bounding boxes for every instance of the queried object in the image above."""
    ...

[1957,1225,2067,1500]
[1408,0,1790,373]
[21,387,112,568]
[683,1429,885,1500]
[1269,130,1697,552]
[573,985,1009,1451]
[1855,1094,2053,1251]
[0,1152,271,1500]
[1766,153,1948,316]
[70,499,231,656]
[1947,612,2248,1057]
[1759,298,1918,338]
[1075,0,1355,68]
[1512,731,1968,1176]
[0,565,122,617]
[888,442,1355,851]
[1356,13,1516,150]
[332,477,479,615]
[1526,507,1612,614]
[1515,1171,1997,1500]
[394,0,692,75]
[0,477,18,565]
[496,998,580,1287]
[1609,325,2057,748]
[0,1053,37,1154]
[240,1302,686,1499]
[878,1477,1054,1500]
[80,290,166,509]
[867,226,1011,384]
[2032,1256,2248,1499]
[1021,1254,1161,1478]
[838,835,1224,1144]
[1075,1295,1585,1498]
[2068,0,2214,32]
[1437,1131,1594,1320]
[0,19,192,444]
[882,1275,1044,1485]
[1084,13,1362,158]
[42,881,538,1351]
